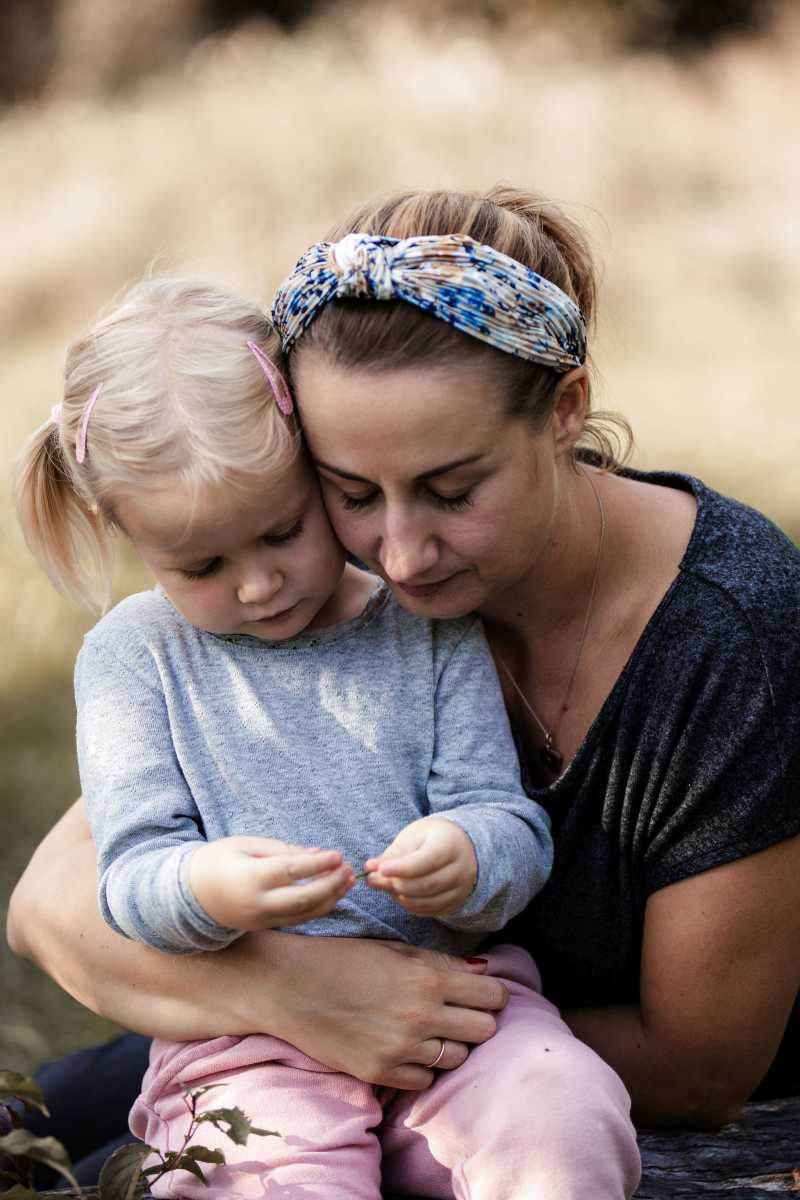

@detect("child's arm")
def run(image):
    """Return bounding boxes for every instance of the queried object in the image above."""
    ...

[77,638,352,954]
[367,618,552,929]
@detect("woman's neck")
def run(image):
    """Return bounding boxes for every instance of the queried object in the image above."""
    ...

[482,464,610,652]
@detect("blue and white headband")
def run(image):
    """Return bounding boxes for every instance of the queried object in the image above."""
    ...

[271,232,586,372]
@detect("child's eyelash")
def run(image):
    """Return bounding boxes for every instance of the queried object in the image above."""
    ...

[264,517,304,545]
[182,558,221,581]
[180,519,305,579]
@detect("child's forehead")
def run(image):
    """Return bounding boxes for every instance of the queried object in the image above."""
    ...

[119,460,311,554]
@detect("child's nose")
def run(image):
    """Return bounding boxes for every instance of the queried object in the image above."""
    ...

[236,562,283,606]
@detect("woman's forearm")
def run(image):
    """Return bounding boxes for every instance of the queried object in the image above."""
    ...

[564,1004,748,1130]
[8,801,507,1087]
[7,800,284,1038]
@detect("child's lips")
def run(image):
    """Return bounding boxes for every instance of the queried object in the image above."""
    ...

[250,602,298,623]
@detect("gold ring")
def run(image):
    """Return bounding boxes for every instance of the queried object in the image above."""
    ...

[424,1039,446,1069]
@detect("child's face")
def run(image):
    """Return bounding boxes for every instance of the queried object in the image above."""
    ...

[116,456,346,641]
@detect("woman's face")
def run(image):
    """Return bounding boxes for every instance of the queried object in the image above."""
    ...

[293,353,574,620]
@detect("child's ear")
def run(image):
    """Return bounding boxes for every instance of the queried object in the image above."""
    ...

[551,367,589,457]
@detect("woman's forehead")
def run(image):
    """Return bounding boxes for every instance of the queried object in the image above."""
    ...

[294,355,513,473]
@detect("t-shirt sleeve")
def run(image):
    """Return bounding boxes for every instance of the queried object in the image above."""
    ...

[76,634,239,954]
[640,593,800,895]
[426,618,553,931]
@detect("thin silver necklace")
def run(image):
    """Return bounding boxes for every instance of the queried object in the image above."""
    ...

[498,466,606,777]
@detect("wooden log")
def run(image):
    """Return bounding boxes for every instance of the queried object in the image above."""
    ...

[635,1096,800,1198]
[36,1098,800,1198]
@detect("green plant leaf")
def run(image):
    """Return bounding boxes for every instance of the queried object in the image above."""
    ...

[173,1155,208,1183]
[0,1130,78,1189]
[0,1072,50,1117]
[1,1186,39,1198]
[98,1140,152,1200]
[183,1145,226,1164]
[196,1105,278,1146]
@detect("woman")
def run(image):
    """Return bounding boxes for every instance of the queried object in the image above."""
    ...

[8,187,800,1174]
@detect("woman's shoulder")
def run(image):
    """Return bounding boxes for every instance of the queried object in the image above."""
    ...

[625,466,799,638]
[680,475,800,608]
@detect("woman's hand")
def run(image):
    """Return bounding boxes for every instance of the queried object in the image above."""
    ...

[243,932,508,1089]
[189,836,354,930]
[9,801,508,1088]
[364,817,477,917]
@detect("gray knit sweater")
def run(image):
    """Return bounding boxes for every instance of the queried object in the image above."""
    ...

[77,583,552,955]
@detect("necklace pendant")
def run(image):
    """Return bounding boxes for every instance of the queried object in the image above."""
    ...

[539,743,564,774]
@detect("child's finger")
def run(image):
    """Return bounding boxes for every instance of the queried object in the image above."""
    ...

[233,836,330,859]
[370,842,449,879]
[260,864,354,922]
[383,862,460,899]
[395,887,465,917]
[256,850,343,889]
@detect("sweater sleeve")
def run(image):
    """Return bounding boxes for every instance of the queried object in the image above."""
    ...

[426,618,553,931]
[75,636,239,954]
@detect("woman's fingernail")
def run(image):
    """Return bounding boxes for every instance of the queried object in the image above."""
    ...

[464,956,488,965]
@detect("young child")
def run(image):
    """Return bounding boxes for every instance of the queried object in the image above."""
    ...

[15,276,612,1199]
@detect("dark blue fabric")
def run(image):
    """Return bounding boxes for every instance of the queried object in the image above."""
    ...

[503,466,800,1093]
[26,1033,150,1186]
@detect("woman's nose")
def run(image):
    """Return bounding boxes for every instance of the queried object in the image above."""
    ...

[236,558,283,606]
[379,513,439,582]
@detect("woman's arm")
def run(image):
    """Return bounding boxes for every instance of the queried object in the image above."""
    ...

[8,800,507,1089]
[564,834,800,1129]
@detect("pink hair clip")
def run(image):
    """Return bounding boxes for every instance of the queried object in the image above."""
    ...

[51,403,63,424]
[246,341,294,416]
[75,384,102,464]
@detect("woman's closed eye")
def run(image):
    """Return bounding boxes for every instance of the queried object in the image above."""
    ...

[339,487,475,513]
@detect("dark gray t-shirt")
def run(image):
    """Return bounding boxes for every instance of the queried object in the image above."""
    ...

[502,467,800,1090]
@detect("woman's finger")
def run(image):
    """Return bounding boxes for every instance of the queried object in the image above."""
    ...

[414,1038,470,1072]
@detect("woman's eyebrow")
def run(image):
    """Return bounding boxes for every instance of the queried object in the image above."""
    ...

[313,453,485,482]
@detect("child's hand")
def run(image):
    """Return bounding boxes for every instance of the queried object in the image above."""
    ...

[189,836,355,932]
[363,817,477,917]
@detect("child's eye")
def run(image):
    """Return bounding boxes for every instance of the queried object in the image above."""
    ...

[429,489,475,511]
[263,518,304,545]
[181,558,221,581]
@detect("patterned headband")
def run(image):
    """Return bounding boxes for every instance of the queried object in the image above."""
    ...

[271,232,586,372]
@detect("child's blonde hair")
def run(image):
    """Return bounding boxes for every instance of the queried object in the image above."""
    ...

[15,276,297,614]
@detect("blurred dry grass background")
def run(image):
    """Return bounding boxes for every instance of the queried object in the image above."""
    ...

[1,0,798,1074]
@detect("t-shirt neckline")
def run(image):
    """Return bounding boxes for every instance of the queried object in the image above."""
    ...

[522,464,708,797]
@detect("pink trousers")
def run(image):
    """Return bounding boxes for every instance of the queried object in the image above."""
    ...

[131,945,641,1199]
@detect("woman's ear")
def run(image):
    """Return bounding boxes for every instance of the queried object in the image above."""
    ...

[551,367,589,457]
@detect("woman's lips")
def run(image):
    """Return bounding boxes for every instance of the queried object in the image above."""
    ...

[395,575,456,598]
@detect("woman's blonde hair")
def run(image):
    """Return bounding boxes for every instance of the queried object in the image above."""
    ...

[292,185,631,467]
[15,276,297,614]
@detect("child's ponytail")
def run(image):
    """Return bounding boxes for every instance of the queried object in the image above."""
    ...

[15,417,113,614]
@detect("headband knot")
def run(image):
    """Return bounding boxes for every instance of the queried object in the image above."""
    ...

[332,234,394,301]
